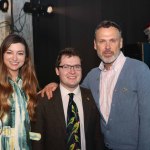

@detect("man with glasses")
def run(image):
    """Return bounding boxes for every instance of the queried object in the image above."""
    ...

[32,48,104,150]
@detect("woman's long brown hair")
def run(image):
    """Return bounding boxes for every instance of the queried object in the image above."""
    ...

[0,34,39,121]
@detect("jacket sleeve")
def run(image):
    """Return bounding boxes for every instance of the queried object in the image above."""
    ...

[31,97,45,150]
[137,64,150,150]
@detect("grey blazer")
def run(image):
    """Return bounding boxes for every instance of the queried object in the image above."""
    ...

[82,57,150,150]
[31,87,104,150]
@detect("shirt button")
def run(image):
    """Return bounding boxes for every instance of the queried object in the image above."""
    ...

[114,89,117,92]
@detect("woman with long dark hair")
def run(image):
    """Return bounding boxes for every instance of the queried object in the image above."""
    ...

[0,34,38,149]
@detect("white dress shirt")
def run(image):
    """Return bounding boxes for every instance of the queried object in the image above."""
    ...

[60,84,86,150]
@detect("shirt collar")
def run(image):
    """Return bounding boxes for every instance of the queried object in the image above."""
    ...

[59,84,80,97]
[8,76,22,88]
[99,51,126,71]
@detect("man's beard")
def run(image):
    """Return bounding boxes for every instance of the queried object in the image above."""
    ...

[100,51,120,64]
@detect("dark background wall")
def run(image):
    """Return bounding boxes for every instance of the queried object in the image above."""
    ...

[32,0,150,88]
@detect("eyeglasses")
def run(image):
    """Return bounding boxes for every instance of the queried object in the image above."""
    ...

[58,64,81,71]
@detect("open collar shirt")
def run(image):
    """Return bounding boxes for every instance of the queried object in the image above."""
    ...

[99,52,126,123]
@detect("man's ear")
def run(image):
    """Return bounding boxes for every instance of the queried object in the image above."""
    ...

[55,68,59,76]
[120,38,123,49]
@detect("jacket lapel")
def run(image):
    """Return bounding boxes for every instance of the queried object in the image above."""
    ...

[80,87,91,134]
[53,88,67,136]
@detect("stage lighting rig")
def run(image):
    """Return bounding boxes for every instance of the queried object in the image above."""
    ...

[23,2,53,15]
[0,0,9,12]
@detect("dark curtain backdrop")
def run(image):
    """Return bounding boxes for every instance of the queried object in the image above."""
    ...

[32,0,150,88]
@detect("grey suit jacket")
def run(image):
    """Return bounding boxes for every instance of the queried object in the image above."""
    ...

[82,57,150,150]
[31,86,104,150]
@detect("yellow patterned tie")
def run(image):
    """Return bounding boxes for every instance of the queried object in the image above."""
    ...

[67,93,81,150]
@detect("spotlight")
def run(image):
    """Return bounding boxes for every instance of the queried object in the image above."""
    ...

[23,2,53,15]
[0,0,9,12]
